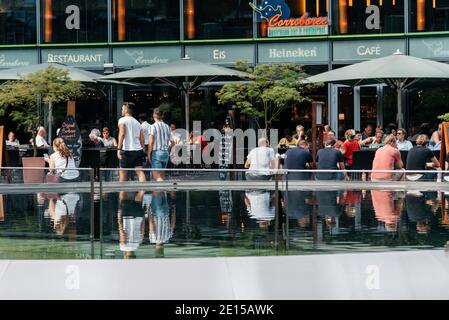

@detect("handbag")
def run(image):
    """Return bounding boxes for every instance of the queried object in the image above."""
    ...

[45,158,69,183]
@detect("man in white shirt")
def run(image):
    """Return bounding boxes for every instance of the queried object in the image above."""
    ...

[244,138,278,180]
[35,126,50,148]
[139,113,150,150]
[117,102,146,182]
[396,128,413,151]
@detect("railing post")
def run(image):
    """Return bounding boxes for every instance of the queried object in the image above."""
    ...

[284,171,289,251]
[99,169,103,258]
[274,174,279,251]
[90,168,95,247]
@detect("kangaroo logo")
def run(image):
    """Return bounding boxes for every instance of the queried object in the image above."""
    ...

[249,0,291,21]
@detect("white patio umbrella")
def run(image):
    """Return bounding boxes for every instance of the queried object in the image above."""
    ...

[305,50,449,128]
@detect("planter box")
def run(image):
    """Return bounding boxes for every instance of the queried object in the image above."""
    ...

[22,157,45,184]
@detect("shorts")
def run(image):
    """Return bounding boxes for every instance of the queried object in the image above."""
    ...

[245,173,273,181]
[151,150,169,169]
[120,150,146,169]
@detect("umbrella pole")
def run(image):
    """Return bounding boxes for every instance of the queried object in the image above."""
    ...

[184,90,190,140]
[397,87,404,129]
[48,100,53,144]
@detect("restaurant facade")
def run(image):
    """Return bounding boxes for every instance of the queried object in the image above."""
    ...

[1,0,449,139]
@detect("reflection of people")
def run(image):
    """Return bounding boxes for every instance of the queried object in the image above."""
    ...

[46,138,80,182]
[316,191,343,219]
[118,190,146,259]
[406,191,435,234]
[6,131,20,147]
[244,190,275,227]
[47,193,80,235]
[282,191,311,228]
[147,191,176,257]
[245,138,277,180]
[371,190,400,232]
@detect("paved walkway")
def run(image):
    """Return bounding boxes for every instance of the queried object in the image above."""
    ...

[1,250,448,299]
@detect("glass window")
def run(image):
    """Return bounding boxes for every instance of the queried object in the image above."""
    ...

[0,0,36,45]
[410,0,449,32]
[112,0,180,42]
[184,0,252,40]
[257,0,329,38]
[41,0,108,44]
[333,0,404,35]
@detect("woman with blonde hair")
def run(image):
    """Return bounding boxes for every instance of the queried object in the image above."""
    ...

[341,129,360,170]
[46,138,80,182]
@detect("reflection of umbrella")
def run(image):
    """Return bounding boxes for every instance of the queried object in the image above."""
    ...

[101,56,248,136]
[0,62,101,142]
[305,50,449,128]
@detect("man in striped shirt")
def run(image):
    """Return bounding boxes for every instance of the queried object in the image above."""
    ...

[148,108,173,181]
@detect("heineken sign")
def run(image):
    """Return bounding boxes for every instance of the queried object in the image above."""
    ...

[250,0,328,37]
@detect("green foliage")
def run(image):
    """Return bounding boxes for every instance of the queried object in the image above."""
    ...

[438,113,449,122]
[216,62,322,129]
[0,66,85,154]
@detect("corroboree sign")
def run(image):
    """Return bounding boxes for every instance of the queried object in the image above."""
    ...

[250,0,329,37]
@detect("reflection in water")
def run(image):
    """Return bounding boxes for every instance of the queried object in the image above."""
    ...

[244,190,275,228]
[118,191,176,258]
[406,191,437,234]
[147,191,176,258]
[118,190,145,259]
[0,188,448,259]
[371,190,402,232]
[46,193,80,236]
[282,191,312,228]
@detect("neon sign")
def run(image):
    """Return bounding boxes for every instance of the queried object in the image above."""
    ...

[250,1,329,37]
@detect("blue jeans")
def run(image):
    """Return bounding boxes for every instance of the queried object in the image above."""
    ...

[151,150,169,169]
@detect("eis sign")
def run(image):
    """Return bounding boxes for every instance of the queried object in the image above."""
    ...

[250,0,328,37]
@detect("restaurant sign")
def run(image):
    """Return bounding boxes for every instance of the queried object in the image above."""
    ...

[58,115,82,167]
[250,0,328,37]
[41,48,109,68]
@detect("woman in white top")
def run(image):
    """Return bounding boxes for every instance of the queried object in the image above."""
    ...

[101,127,117,148]
[46,138,80,182]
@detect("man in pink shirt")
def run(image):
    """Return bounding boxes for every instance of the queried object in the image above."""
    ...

[371,134,404,181]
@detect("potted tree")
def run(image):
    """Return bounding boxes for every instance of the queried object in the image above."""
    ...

[0,66,84,183]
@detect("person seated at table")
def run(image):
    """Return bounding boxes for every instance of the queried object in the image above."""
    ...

[326,131,343,149]
[101,127,117,148]
[386,123,397,137]
[430,124,442,151]
[341,129,360,170]
[45,138,80,183]
[316,139,347,181]
[368,130,385,149]
[6,131,20,147]
[396,128,413,151]
[85,129,104,148]
[34,126,50,148]
[245,138,278,180]
[371,134,404,182]
[170,123,182,146]
[284,140,313,180]
[278,129,298,150]
[361,124,374,140]
[405,135,440,181]
[293,125,306,141]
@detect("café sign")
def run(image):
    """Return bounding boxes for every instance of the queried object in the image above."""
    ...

[250,0,328,37]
